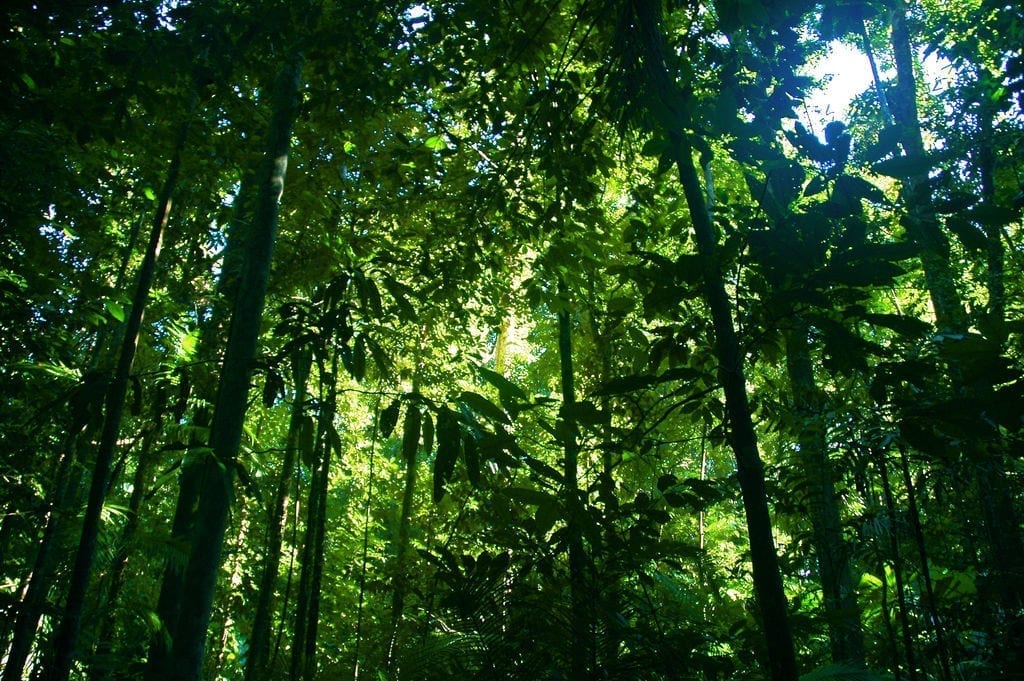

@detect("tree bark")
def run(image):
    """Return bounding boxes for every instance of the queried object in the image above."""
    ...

[619,2,799,677]
[245,347,312,681]
[784,320,865,666]
[159,50,305,681]
[384,400,420,677]
[889,0,1024,614]
[44,97,194,681]
[2,435,82,681]
[672,133,798,681]
[558,290,592,681]
[91,421,161,680]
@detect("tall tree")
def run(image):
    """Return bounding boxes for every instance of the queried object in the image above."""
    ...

[157,31,308,680]
[607,1,798,678]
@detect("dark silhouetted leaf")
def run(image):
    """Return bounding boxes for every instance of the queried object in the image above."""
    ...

[478,365,529,404]
[562,400,606,426]
[381,274,417,321]
[872,153,938,178]
[380,399,401,438]
[946,216,988,252]
[862,313,932,337]
[402,405,421,462]
[459,390,511,425]
[433,409,460,502]
[298,415,315,468]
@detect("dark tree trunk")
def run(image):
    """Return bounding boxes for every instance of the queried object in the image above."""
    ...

[558,293,592,681]
[91,422,161,680]
[145,451,203,680]
[44,99,194,681]
[617,2,799,677]
[889,0,1024,616]
[672,133,798,681]
[302,375,335,681]
[784,320,865,666]
[159,50,305,681]
[245,347,312,681]
[876,450,919,681]
[290,357,336,681]
[2,436,82,681]
[384,400,421,677]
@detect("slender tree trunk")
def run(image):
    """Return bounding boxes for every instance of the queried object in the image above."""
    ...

[672,133,798,681]
[385,398,421,677]
[145,449,204,680]
[302,376,335,681]
[858,19,894,126]
[160,49,305,681]
[784,320,865,666]
[558,291,592,681]
[897,447,953,681]
[291,352,337,681]
[290,371,326,681]
[875,450,919,681]
[353,394,384,680]
[44,97,194,681]
[91,421,161,680]
[620,3,798,675]
[889,0,1024,615]
[888,1,965,334]
[2,435,82,681]
[245,347,312,681]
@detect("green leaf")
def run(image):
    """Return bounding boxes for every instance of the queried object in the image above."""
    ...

[799,663,885,681]
[262,370,283,407]
[105,300,126,323]
[804,174,827,197]
[478,365,529,404]
[459,390,511,425]
[421,410,434,454]
[561,400,606,427]
[143,186,157,201]
[872,153,937,178]
[504,487,558,506]
[824,260,905,288]
[379,399,401,438]
[352,335,367,380]
[402,405,421,462]
[381,275,417,321]
[20,73,36,90]
[593,374,656,396]
[432,409,460,502]
[862,313,931,337]
[835,175,886,204]
[463,434,481,487]
[298,415,315,468]
[861,125,902,163]
[424,135,447,150]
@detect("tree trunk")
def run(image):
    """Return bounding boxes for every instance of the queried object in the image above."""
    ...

[619,2,799,677]
[290,355,336,681]
[245,347,312,681]
[2,435,82,681]
[159,50,305,681]
[558,292,592,680]
[91,421,161,680]
[44,98,194,681]
[384,400,421,677]
[890,0,1024,614]
[672,133,798,681]
[875,449,919,681]
[145,448,203,680]
[784,319,865,666]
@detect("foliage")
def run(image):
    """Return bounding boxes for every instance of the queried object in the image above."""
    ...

[1,0,1022,680]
